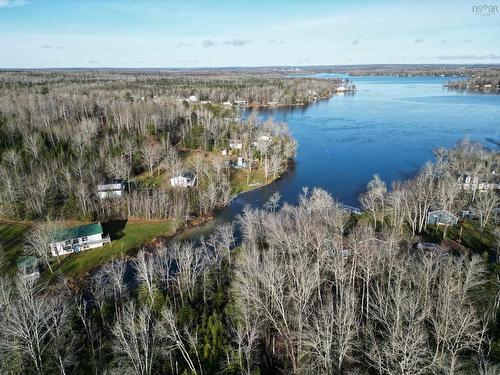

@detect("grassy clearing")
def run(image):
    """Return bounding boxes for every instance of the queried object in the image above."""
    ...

[52,219,176,277]
[134,149,274,196]
[424,220,496,254]
[0,220,31,274]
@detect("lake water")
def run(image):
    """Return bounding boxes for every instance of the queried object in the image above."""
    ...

[174,75,500,241]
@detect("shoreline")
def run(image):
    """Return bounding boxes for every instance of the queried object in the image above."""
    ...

[57,161,290,284]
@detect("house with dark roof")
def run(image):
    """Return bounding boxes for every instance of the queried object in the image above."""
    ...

[50,222,111,256]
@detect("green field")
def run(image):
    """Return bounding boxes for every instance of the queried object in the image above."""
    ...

[52,219,177,277]
[0,221,31,274]
[0,219,176,278]
[424,220,496,255]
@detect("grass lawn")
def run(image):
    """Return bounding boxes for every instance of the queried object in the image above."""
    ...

[424,220,496,255]
[230,167,268,195]
[0,220,31,274]
[51,219,176,277]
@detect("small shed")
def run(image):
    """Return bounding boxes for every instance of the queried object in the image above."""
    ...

[17,256,40,279]
[427,210,458,226]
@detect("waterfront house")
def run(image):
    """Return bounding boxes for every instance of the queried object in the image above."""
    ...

[50,222,111,257]
[97,182,125,199]
[170,171,197,187]
[234,100,246,106]
[427,209,459,226]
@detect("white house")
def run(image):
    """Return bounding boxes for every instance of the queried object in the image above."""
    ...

[457,174,500,192]
[188,95,198,102]
[50,222,111,257]
[170,171,197,187]
[222,101,233,107]
[229,140,243,150]
[97,183,125,199]
[234,100,246,106]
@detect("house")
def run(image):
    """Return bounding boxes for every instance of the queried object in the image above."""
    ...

[229,140,243,150]
[17,256,40,280]
[97,182,125,199]
[234,100,246,106]
[457,173,500,192]
[188,95,198,102]
[170,171,197,187]
[427,210,459,226]
[221,149,227,156]
[222,101,233,107]
[50,222,111,257]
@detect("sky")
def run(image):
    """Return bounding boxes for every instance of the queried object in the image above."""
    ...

[0,0,499,68]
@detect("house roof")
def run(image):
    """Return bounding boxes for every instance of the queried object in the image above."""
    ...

[181,171,195,180]
[53,222,103,242]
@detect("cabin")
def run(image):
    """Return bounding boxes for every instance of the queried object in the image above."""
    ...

[229,140,243,150]
[97,182,125,199]
[170,171,197,187]
[50,222,111,257]
[427,210,459,226]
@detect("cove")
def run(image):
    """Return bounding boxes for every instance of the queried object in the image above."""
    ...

[173,75,500,242]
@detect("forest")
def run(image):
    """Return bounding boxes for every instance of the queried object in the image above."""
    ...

[0,71,335,223]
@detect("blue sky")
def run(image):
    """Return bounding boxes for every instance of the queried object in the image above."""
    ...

[0,0,499,68]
